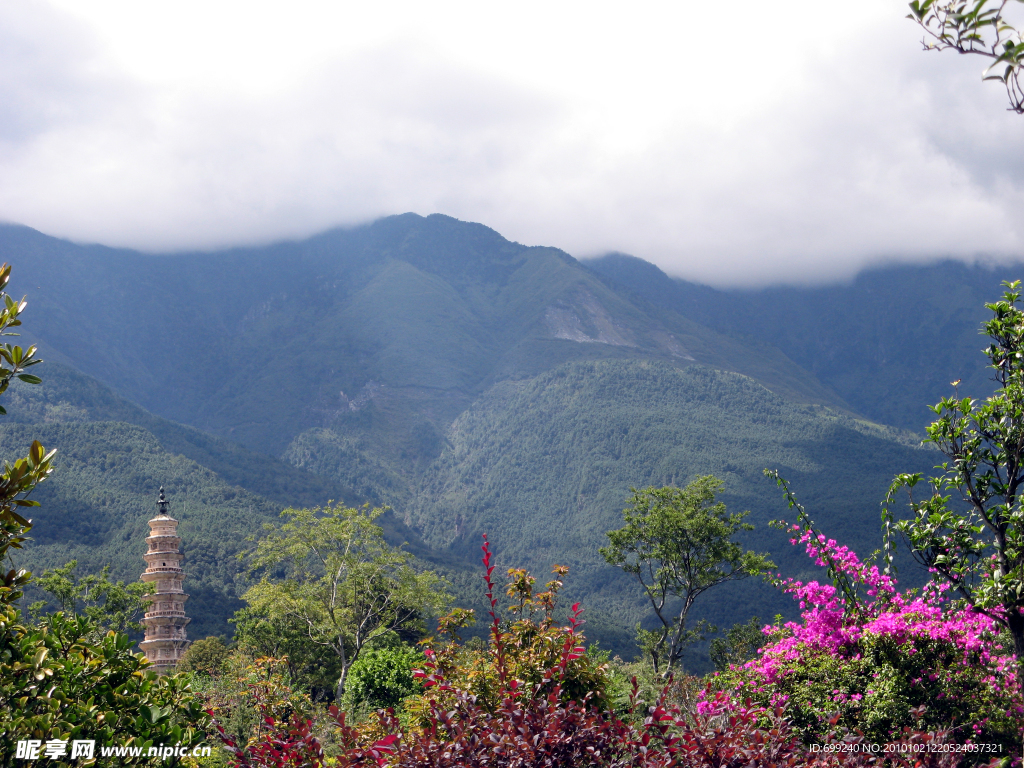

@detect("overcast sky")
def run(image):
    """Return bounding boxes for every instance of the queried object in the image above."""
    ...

[1,0,1023,287]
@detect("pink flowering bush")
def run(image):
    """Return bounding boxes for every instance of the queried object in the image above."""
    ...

[709,525,1024,755]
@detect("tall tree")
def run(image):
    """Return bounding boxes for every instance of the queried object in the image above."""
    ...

[241,504,449,701]
[886,280,1024,688]
[908,0,1024,113]
[600,476,773,674]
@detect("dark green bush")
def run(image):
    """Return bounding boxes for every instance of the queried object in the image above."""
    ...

[343,644,425,712]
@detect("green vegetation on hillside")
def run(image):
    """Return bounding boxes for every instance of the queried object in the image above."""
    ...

[5,362,464,640]
[1,215,848,462]
[398,360,936,661]
[587,252,1023,432]
[8,356,933,662]
[3,421,282,640]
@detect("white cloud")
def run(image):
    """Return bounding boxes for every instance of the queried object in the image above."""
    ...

[1,0,1022,286]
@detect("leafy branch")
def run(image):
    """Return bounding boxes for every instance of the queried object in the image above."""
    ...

[908,0,1024,112]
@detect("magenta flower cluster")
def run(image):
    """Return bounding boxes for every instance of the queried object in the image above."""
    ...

[698,527,1020,720]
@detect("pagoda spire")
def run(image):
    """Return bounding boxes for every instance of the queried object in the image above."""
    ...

[139,486,191,672]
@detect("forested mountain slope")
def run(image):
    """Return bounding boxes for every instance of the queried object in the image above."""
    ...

[0,214,844,462]
[5,364,457,640]
[407,360,937,645]
[586,253,1024,432]
[5,363,357,509]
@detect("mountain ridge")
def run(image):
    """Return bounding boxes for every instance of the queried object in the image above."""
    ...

[584,251,1024,432]
[0,214,849,457]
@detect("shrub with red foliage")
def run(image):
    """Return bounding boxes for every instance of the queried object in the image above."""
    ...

[214,695,997,768]
[211,715,324,768]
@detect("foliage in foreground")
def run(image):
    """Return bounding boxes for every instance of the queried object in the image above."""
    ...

[28,559,153,639]
[1,607,209,764]
[908,0,1024,114]
[198,654,317,762]
[709,477,1023,758]
[403,544,613,714]
[886,281,1024,689]
[208,536,1000,768]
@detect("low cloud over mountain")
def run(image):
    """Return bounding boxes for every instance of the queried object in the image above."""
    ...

[1,0,1023,286]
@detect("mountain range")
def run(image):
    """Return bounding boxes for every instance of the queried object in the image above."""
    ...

[0,214,1016,664]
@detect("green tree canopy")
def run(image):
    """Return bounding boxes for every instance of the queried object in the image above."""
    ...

[342,639,425,713]
[709,615,766,673]
[29,560,152,640]
[232,604,344,700]
[241,503,449,701]
[177,636,231,677]
[600,476,773,674]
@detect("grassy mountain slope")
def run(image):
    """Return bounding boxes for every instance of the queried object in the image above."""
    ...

[586,253,1024,432]
[5,420,281,640]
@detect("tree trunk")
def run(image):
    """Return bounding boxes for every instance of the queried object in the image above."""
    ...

[335,642,348,702]
[336,664,349,703]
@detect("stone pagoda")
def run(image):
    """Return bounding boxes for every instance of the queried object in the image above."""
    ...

[139,487,190,672]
